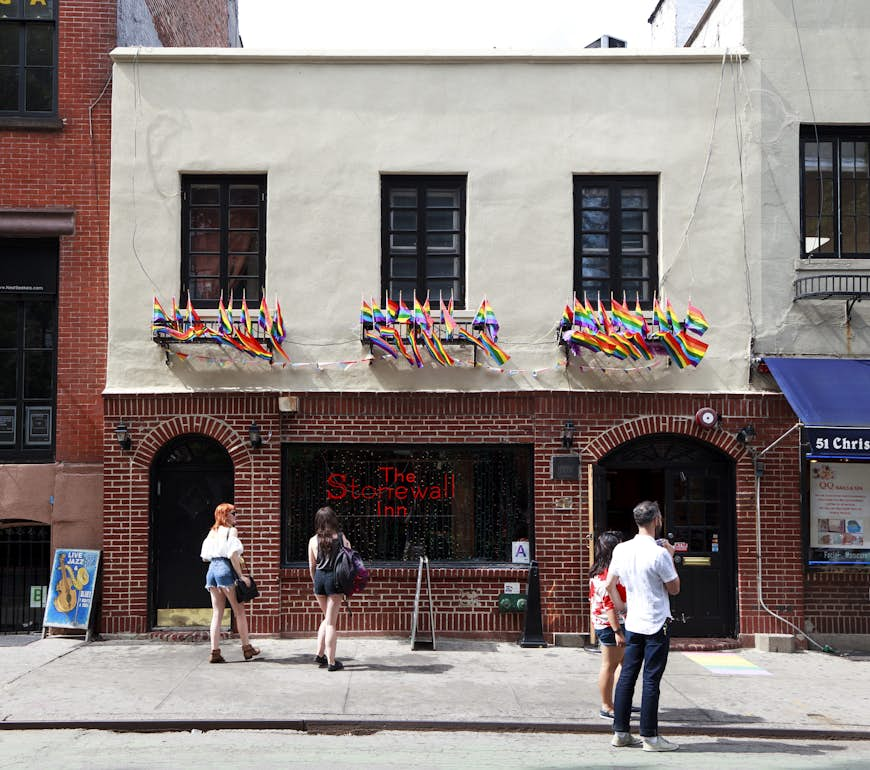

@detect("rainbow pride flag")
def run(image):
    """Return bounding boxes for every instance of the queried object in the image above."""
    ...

[360,297,373,326]
[684,301,709,336]
[477,330,510,365]
[152,297,170,328]
[365,329,399,359]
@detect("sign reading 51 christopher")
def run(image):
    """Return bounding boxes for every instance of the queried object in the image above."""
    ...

[43,549,101,632]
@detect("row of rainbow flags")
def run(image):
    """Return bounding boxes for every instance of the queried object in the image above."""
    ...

[151,293,289,362]
[361,294,510,367]
[560,295,709,369]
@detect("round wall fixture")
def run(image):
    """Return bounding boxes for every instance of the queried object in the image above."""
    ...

[695,407,720,428]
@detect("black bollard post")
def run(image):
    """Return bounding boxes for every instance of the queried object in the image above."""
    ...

[519,559,547,648]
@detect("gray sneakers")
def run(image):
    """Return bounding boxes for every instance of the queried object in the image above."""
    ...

[611,732,643,748]
[642,735,680,752]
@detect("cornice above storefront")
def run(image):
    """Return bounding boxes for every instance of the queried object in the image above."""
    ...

[110,46,748,66]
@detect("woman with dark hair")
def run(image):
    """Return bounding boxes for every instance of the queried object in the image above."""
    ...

[200,502,260,663]
[589,530,628,719]
[308,506,350,671]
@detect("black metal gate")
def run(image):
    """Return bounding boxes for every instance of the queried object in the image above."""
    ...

[0,522,51,632]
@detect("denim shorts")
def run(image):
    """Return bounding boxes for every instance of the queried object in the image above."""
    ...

[205,557,235,590]
[313,568,339,596]
[595,624,626,647]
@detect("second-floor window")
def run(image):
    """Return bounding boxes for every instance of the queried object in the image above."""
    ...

[802,126,870,258]
[573,175,658,305]
[381,175,466,308]
[0,0,57,116]
[181,175,266,308]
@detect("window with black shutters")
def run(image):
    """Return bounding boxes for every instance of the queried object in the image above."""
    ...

[181,175,267,308]
[801,126,870,258]
[381,175,466,308]
[573,175,658,305]
[0,0,57,116]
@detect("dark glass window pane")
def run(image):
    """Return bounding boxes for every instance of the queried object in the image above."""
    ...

[622,232,648,252]
[189,231,219,252]
[0,66,19,110]
[0,352,16,398]
[621,258,648,279]
[426,233,459,251]
[0,2,22,20]
[389,280,417,301]
[190,185,219,205]
[24,350,52,398]
[390,189,416,207]
[25,24,50,65]
[426,256,459,278]
[228,208,258,228]
[24,302,53,348]
[228,231,258,252]
[427,190,459,208]
[426,210,458,230]
[228,254,258,276]
[25,66,50,110]
[229,185,259,206]
[25,0,53,20]
[228,276,258,300]
[0,25,19,64]
[190,207,219,228]
[390,210,416,230]
[581,233,608,252]
[190,254,219,276]
[622,210,647,232]
[581,210,608,230]
[190,278,220,301]
[621,189,648,209]
[389,256,416,278]
[582,188,608,207]
[390,233,416,250]
[0,302,17,347]
[426,278,459,301]
[581,257,609,278]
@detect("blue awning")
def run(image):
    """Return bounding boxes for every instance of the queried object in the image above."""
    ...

[764,358,870,427]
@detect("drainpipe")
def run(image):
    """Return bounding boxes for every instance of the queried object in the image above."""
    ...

[753,422,836,653]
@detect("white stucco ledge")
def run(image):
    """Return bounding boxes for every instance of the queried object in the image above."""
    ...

[110,46,748,65]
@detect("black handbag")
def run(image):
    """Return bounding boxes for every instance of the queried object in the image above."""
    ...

[235,575,260,603]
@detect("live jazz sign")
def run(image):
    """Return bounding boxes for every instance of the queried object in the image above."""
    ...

[327,466,456,518]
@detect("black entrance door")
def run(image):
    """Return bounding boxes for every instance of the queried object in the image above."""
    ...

[594,434,736,637]
[151,435,233,626]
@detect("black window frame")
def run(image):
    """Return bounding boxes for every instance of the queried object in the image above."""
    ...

[180,174,267,310]
[381,174,467,309]
[0,0,58,118]
[0,239,58,462]
[800,125,870,259]
[573,175,659,307]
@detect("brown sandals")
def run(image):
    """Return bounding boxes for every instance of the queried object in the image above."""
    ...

[209,649,226,664]
[242,644,261,661]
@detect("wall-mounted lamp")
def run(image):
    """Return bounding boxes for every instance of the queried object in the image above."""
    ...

[248,421,263,449]
[114,422,132,451]
[561,420,576,449]
[735,424,756,445]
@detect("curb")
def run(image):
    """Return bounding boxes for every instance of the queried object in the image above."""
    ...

[2,719,869,740]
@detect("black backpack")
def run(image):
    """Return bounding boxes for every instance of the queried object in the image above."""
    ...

[333,540,369,598]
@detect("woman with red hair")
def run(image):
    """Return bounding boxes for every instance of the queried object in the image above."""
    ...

[200,502,260,663]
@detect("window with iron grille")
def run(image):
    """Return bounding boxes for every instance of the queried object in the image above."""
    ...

[181,175,266,309]
[381,175,467,309]
[573,175,658,305]
[801,126,870,258]
[282,444,533,565]
[0,0,57,116]
[0,240,57,461]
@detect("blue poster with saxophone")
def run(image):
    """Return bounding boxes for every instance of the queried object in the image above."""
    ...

[43,549,101,632]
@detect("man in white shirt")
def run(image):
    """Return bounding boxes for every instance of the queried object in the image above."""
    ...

[604,500,681,752]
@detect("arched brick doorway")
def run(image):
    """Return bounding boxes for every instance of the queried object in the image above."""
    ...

[594,433,737,638]
[150,434,233,627]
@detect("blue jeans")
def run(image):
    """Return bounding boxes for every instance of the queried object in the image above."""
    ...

[613,623,670,737]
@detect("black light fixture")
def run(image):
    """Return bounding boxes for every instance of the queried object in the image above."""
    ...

[114,422,132,451]
[561,420,576,449]
[735,424,756,445]
[248,421,263,449]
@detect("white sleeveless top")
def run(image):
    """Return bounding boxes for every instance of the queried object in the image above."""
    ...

[200,526,244,562]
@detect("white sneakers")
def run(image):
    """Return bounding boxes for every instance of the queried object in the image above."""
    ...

[610,732,642,747]
[642,735,680,752]
[611,732,680,751]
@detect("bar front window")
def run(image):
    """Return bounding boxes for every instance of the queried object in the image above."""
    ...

[282,444,533,565]
[808,460,870,566]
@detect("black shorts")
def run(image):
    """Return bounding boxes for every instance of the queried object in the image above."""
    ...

[313,569,339,596]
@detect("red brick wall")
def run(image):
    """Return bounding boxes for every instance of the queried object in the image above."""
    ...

[0,0,116,464]
[806,571,870,636]
[145,0,231,46]
[101,388,869,639]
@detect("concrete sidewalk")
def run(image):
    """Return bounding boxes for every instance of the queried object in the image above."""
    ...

[1,634,868,738]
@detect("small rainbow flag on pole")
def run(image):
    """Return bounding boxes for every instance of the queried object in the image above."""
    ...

[684,301,709,336]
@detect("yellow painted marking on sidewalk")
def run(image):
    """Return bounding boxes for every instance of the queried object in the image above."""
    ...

[683,652,771,675]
